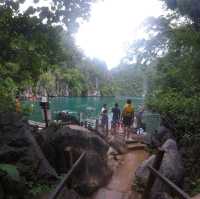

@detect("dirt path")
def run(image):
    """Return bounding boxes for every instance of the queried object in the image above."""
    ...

[91,149,148,199]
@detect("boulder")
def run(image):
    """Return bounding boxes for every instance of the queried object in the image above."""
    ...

[153,192,174,199]
[73,151,112,196]
[0,112,57,183]
[108,136,127,154]
[57,187,82,199]
[143,126,174,147]
[135,139,184,199]
[156,126,174,145]
[38,124,111,196]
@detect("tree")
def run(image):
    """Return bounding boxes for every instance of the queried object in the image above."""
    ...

[0,0,103,110]
[129,1,200,193]
[0,0,97,33]
[162,0,200,29]
[110,63,146,97]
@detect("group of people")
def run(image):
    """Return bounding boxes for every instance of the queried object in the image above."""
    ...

[100,99,144,139]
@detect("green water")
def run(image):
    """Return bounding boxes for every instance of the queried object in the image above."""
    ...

[23,96,144,122]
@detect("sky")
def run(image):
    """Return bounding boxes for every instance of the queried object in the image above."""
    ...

[75,0,164,69]
[21,0,164,69]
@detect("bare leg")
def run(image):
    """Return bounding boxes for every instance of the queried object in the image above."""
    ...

[124,126,128,139]
[106,121,108,137]
[127,127,130,139]
[124,126,126,139]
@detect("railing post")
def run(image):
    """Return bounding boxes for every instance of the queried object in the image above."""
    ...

[65,147,73,168]
[142,149,165,199]
[84,121,87,128]
[96,119,99,131]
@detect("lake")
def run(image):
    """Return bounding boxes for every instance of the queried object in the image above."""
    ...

[23,96,144,122]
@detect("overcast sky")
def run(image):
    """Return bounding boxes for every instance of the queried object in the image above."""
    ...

[76,0,164,69]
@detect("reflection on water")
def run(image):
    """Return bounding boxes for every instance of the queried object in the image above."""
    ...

[23,96,144,122]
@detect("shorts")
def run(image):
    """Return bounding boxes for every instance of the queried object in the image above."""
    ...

[123,116,133,127]
[101,115,108,127]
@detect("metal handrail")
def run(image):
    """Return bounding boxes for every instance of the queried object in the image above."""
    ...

[148,166,191,199]
[49,152,86,199]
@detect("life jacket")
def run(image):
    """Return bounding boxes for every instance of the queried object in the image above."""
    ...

[123,104,134,117]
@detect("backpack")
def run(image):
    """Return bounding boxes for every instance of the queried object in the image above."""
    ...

[123,104,134,117]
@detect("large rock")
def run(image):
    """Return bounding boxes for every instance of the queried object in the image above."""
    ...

[153,192,174,199]
[38,124,111,196]
[135,139,184,199]
[143,126,174,147]
[73,151,112,196]
[156,126,174,145]
[108,136,127,154]
[0,112,57,181]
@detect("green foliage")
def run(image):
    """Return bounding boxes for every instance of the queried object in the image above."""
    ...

[116,0,200,194]
[28,183,52,197]
[0,77,17,111]
[133,177,145,193]
[111,64,146,97]
[190,179,200,196]
[0,0,97,33]
[163,0,200,28]
[0,164,20,181]
[137,6,200,194]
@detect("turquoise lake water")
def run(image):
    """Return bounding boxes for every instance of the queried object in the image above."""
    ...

[23,96,160,133]
[23,96,144,122]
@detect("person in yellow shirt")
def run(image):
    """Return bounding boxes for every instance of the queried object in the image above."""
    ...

[121,99,134,140]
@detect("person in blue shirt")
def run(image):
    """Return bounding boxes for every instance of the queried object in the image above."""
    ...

[111,103,121,134]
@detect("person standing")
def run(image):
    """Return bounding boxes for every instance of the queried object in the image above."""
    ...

[136,106,145,134]
[111,103,121,134]
[101,104,107,113]
[122,99,134,139]
[100,104,108,136]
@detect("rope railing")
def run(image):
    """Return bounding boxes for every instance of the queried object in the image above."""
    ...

[48,152,86,199]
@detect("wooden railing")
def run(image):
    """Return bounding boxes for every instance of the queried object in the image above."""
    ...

[49,152,86,199]
[142,150,191,199]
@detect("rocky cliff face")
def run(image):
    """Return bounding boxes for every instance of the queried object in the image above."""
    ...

[0,112,57,198]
